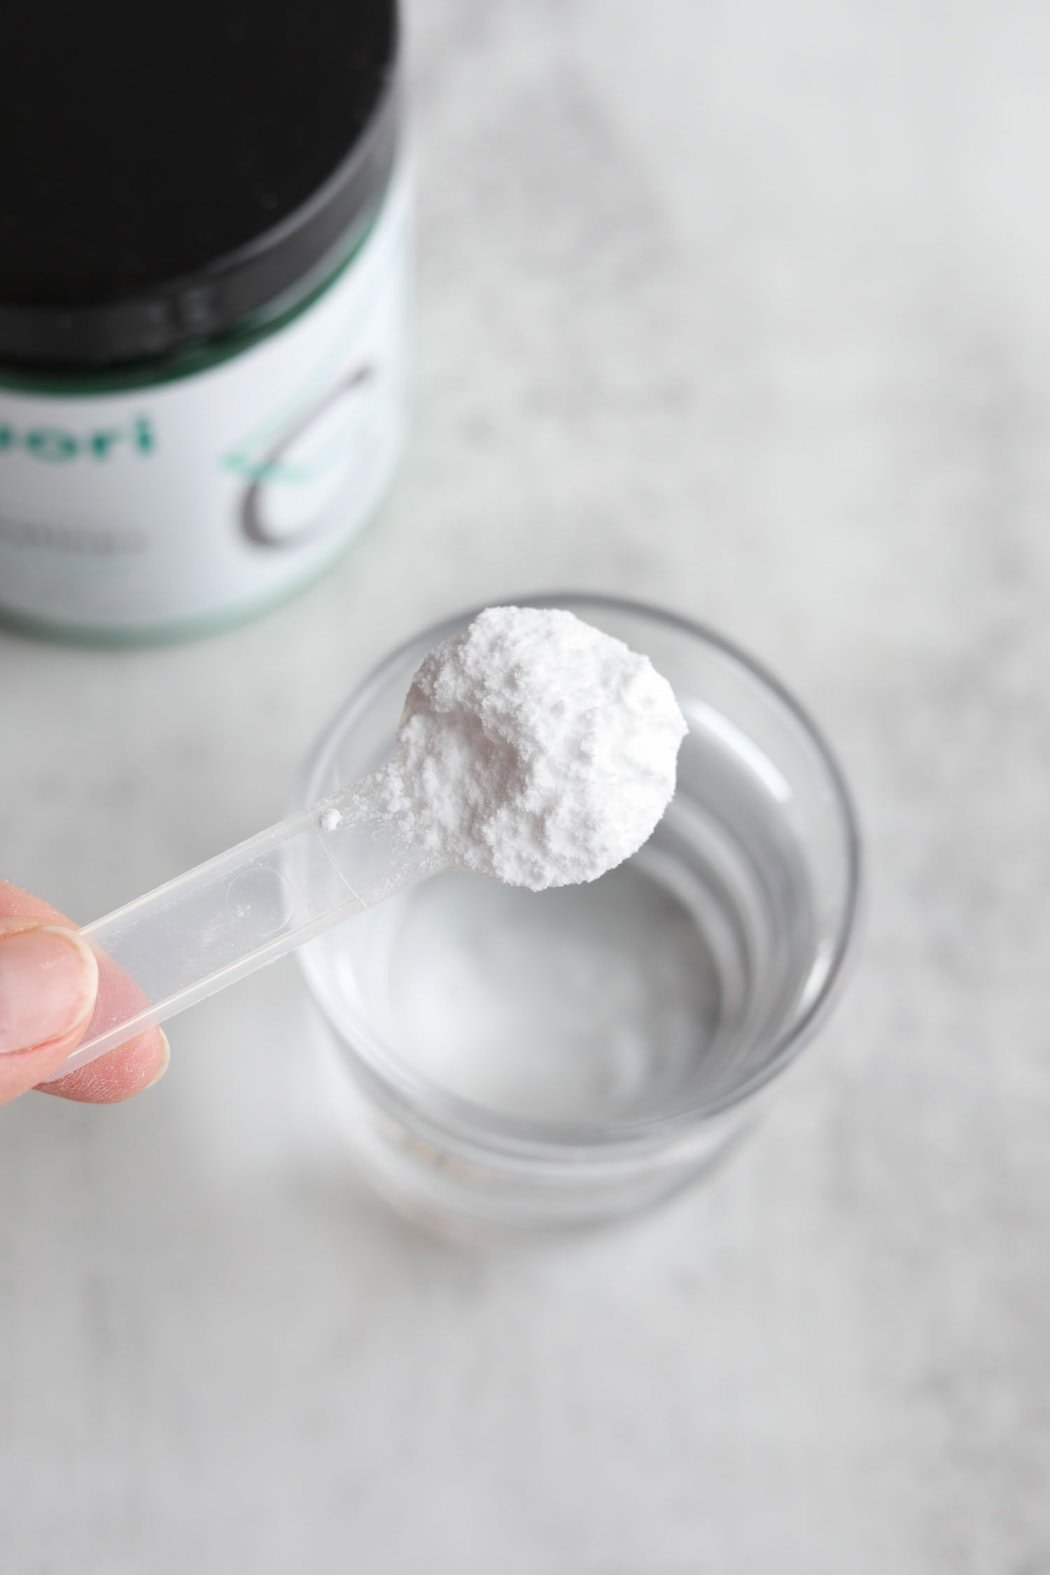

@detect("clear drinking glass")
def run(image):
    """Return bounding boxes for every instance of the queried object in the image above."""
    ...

[294,596,862,1239]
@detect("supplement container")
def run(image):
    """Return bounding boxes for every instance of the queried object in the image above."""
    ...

[0,0,406,643]
[295,596,862,1240]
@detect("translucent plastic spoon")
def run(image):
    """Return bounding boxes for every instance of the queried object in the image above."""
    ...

[45,604,689,1083]
[43,775,443,1081]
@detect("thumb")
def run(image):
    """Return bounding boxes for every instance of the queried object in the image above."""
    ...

[0,918,99,1103]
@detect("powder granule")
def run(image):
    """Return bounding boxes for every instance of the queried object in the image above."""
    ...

[377,606,688,890]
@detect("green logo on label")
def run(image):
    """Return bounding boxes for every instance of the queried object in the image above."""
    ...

[0,415,155,462]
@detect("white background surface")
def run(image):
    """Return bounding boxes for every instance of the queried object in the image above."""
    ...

[2,2,1049,1569]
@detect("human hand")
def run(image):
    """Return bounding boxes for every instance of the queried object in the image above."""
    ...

[0,881,169,1105]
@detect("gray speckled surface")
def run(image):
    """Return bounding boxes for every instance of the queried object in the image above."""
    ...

[2,2,1049,1570]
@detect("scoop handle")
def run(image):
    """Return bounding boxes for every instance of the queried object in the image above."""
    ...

[43,776,426,1080]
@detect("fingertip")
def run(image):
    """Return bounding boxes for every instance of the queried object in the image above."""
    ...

[0,919,101,1106]
[38,1027,171,1104]
[144,1031,171,1090]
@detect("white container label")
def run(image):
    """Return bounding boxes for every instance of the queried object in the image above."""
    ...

[0,174,409,636]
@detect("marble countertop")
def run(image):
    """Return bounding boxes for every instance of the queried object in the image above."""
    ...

[2,2,1048,1569]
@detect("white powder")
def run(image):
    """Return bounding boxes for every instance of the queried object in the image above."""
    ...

[376,606,688,891]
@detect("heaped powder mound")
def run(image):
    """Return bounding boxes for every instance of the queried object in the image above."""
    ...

[377,606,688,890]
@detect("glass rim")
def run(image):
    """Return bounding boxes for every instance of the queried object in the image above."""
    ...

[295,592,864,1152]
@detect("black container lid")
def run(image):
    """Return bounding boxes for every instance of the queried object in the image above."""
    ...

[0,0,399,370]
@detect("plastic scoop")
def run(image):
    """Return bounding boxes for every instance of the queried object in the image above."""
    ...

[43,775,443,1081]
[45,604,688,1082]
